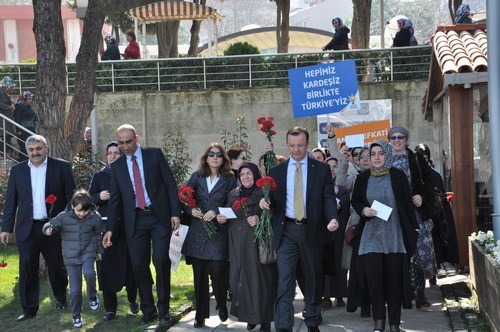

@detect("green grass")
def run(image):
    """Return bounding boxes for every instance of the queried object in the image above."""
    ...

[0,243,194,331]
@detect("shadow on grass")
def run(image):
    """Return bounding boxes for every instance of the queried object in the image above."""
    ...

[0,244,195,331]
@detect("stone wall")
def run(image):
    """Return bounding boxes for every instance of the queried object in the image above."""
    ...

[94,80,431,172]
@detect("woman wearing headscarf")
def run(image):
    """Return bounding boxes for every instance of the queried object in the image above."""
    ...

[322,157,350,309]
[351,140,418,332]
[101,35,120,61]
[181,143,236,328]
[88,142,138,320]
[217,162,277,332]
[392,19,411,47]
[323,17,350,52]
[388,126,437,309]
[414,144,459,276]
[123,30,140,60]
[14,91,37,161]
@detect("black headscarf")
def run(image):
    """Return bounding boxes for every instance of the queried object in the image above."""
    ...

[238,162,261,198]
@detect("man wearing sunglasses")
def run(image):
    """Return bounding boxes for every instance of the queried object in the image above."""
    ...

[102,124,181,327]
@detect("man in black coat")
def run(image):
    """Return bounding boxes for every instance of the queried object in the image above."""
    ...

[102,124,181,326]
[260,127,339,332]
[1,134,76,321]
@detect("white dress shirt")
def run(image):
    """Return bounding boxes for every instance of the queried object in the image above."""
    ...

[29,157,48,219]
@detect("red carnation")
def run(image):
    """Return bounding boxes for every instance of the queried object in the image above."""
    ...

[446,192,455,202]
[45,194,57,205]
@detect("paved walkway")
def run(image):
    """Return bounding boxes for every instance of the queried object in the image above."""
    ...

[167,275,468,331]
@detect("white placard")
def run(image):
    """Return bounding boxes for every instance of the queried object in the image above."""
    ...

[169,225,189,272]
[218,207,237,219]
[344,134,365,148]
[371,200,393,221]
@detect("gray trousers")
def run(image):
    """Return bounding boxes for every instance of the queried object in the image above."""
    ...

[66,257,97,316]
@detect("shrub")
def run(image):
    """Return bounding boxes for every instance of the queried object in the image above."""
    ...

[224,42,260,56]
[161,124,191,187]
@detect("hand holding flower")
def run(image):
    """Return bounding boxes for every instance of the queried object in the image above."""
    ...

[203,210,216,222]
[247,215,259,227]
[191,207,204,219]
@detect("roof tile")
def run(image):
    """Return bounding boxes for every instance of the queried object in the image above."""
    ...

[432,28,487,74]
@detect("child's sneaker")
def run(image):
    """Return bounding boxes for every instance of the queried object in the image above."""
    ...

[73,315,83,328]
[89,296,100,311]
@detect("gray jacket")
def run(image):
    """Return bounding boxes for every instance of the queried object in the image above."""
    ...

[43,207,103,266]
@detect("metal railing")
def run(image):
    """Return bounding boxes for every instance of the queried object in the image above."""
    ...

[0,46,432,94]
[0,113,35,167]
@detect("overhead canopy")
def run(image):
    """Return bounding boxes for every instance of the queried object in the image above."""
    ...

[198,27,334,56]
[127,0,222,24]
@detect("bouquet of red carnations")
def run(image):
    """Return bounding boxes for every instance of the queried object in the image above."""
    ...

[232,197,249,218]
[178,185,216,238]
[254,176,277,253]
[257,116,277,175]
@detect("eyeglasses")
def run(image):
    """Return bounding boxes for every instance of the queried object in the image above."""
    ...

[208,151,223,158]
[117,138,135,145]
[389,135,406,141]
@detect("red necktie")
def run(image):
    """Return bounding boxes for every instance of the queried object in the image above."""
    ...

[132,155,146,209]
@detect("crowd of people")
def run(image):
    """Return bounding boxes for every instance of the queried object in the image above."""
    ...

[100,30,140,61]
[0,120,459,331]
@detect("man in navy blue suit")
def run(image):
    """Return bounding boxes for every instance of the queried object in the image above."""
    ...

[1,134,76,321]
[102,124,181,326]
[260,127,340,332]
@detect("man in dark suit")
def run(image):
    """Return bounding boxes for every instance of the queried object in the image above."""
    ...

[1,134,75,321]
[102,124,181,326]
[260,126,339,332]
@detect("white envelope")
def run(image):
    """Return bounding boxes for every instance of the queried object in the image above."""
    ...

[218,207,237,219]
[371,200,393,221]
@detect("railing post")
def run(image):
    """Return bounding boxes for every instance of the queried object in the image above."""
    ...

[249,58,252,88]
[2,118,5,166]
[295,54,298,68]
[111,63,115,93]
[390,51,394,81]
[66,65,69,94]
[17,66,22,93]
[203,60,207,90]
[157,62,161,91]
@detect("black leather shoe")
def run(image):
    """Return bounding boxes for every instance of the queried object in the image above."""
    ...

[158,316,169,326]
[194,318,205,328]
[17,313,36,321]
[308,327,320,332]
[56,300,67,310]
[140,312,158,325]
[247,323,257,330]
[260,323,271,332]
[219,307,228,322]
[129,302,139,315]
[103,312,116,321]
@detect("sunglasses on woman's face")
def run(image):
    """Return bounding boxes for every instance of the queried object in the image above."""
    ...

[208,151,223,158]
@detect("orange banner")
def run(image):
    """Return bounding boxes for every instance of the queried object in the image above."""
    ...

[333,120,391,148]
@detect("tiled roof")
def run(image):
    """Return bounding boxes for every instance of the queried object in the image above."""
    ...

[432,26,487,74]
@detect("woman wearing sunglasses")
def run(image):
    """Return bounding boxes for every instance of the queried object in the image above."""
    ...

[182,143,236,328]
[388,126,437,309]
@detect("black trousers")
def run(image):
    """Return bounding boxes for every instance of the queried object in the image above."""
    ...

[17,221,68,314]
[101,264,137,313]
[127,210,171,318]
[363,253,405,325]
[190,257,228,320]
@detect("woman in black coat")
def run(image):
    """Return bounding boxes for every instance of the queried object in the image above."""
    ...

[14,91,37,161]
[89,141,138,320]
[218,162,277,332]
[350,140,418,332]
[323,17,350,52]
[181,143,236,328]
